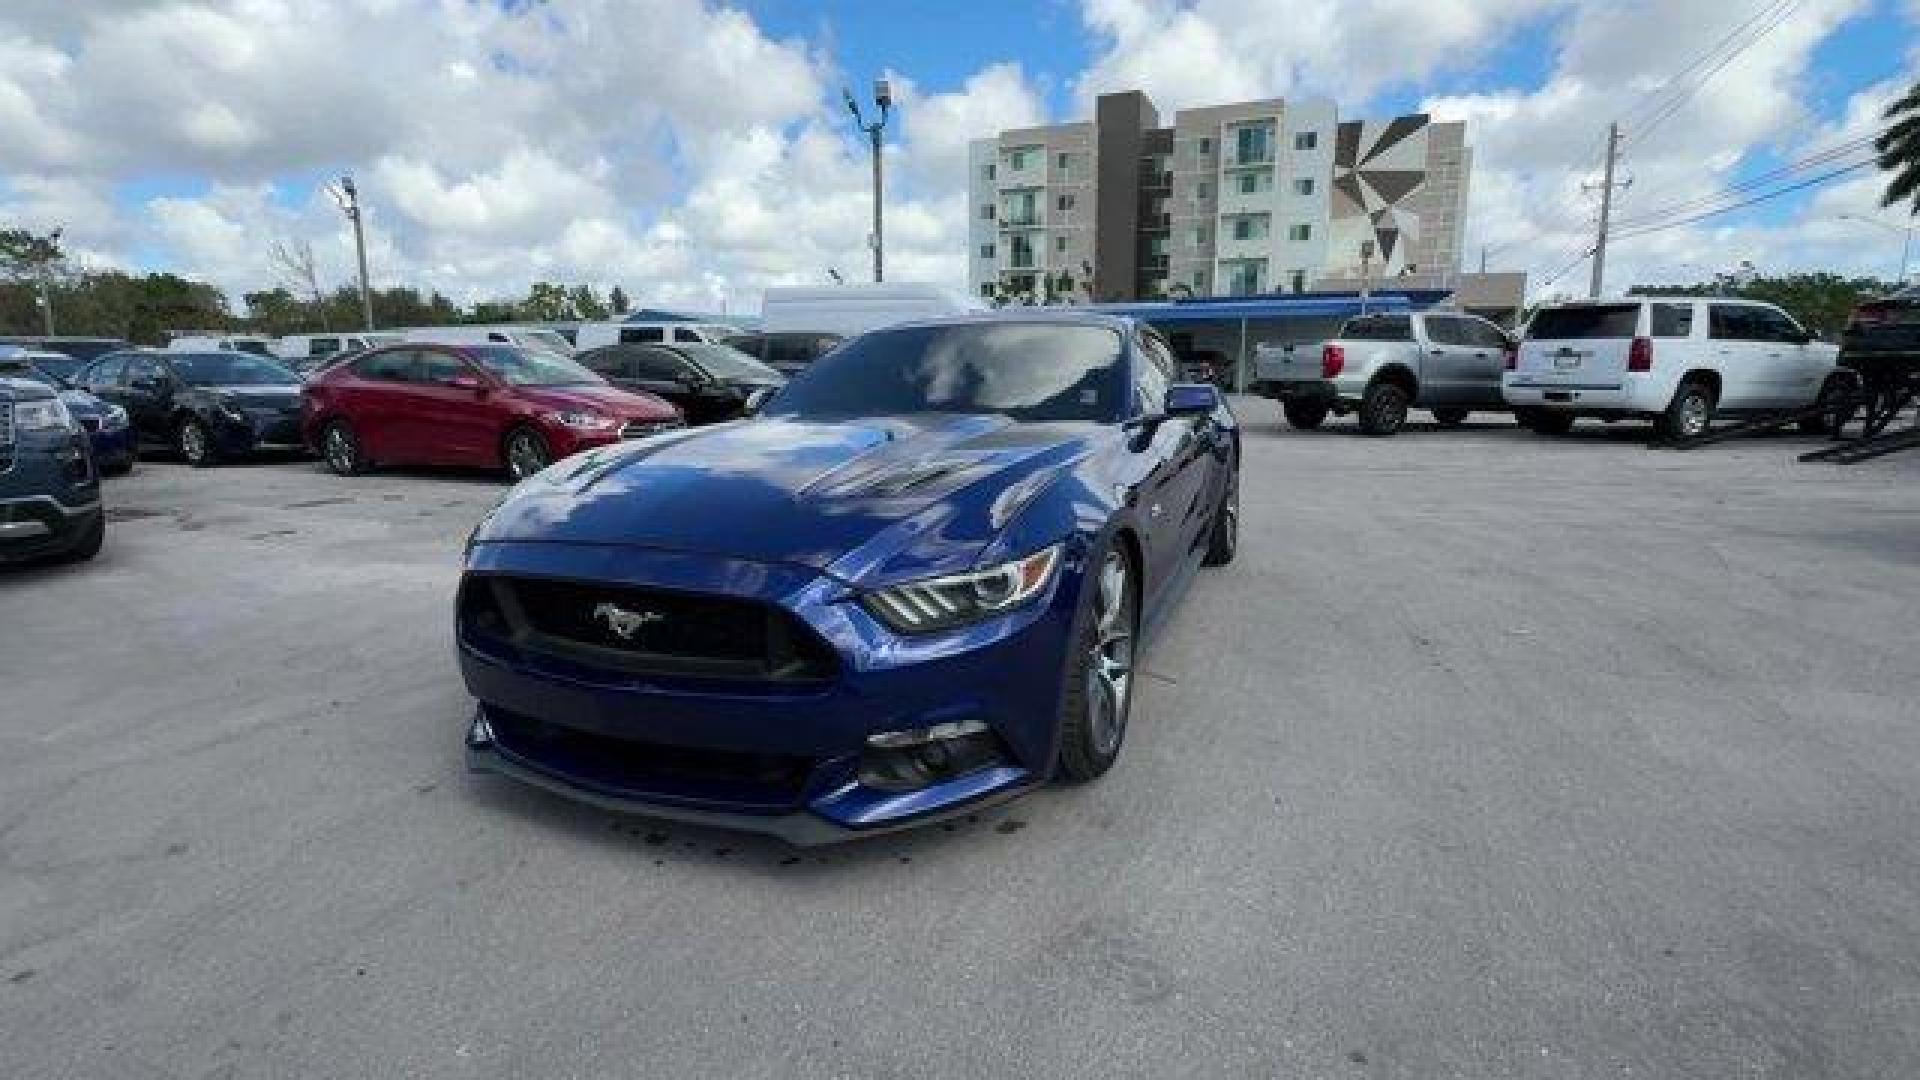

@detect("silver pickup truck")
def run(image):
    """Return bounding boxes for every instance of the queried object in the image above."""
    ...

[1251,311,1516,436]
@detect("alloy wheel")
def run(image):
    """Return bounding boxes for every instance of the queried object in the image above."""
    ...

[1680,392,1711,437]
[1086,551,1135,757]
[180,421,208,464]
[324,425,355,474]
[507,430,548,481]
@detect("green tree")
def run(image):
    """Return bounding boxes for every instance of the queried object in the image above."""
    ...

[521,281,570,321]
[568,284,609,320]
[1630,271,1895,340]
[1877,80,1920,214]
[608,285,631,315]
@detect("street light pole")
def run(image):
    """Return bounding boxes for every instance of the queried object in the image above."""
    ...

[844,78,892,283]
[1839,212,1913,284]
[327,175,375,330]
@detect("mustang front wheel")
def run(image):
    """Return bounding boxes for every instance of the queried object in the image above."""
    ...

[1056,547,1137,783]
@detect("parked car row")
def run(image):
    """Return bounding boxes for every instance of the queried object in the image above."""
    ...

[0,373,105,565]
[1253,295,1846,439]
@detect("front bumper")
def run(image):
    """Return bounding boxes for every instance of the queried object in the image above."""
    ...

[211,408,307,455]
[456,540,1084,843]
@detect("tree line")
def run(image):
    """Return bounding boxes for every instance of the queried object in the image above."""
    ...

[1,227,635,345]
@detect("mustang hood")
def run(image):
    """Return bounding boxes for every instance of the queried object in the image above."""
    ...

[476,413,1098,581]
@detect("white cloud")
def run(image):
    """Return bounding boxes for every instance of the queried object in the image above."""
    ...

[0,0,1911,316]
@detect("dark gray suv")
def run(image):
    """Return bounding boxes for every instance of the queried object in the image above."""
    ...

[1,375,104,564]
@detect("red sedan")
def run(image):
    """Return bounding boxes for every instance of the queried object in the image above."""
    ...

[301,342,682,480]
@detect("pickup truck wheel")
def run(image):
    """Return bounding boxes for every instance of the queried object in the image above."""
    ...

[1654,380,1715,440]
[1358,382,1410,437]
[1519,409,1575,436]
[1431,408,1470,427]
[1282,400,1329,429]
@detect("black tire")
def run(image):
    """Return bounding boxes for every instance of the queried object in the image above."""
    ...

[1202,468,1238,567]
[1655,380,1716,441]
[1431,407,1470,427]
[176,417,218,468]
[1798,376,1847,436]
[1358,381,1411,437]
[101,458,133,477]
[502,426,551,482]
[321,419,368,476]
[1282,399,1329,430]
[1055,544,1139,784]
[1519,409,1575,436]
[61,512,104,563]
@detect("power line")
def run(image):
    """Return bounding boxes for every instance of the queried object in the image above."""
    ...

[1620,0,1801,150]
[1615,0,1788,130]
[1610,158,1878,240]
[1609,127,1886,229]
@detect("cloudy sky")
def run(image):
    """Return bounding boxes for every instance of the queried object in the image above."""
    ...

[1,0,1914,314]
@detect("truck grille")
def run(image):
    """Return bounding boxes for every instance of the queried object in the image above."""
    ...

[460,574,837,684]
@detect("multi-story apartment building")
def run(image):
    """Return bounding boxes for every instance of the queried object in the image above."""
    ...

[967,90,1471,303]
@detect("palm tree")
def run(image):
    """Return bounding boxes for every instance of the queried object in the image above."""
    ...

[1879,81,1920,214]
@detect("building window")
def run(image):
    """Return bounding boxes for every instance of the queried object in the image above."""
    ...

[1057,152,1069,171]
[1294,131,1318,151]
[1009,148,1032,171]
[1290,270,1307,293]
[1004,190,1038,226]
[1010,234,1035,269]
[1222,259,1266,296]
[1233,123,1272,166]
[1192,269,1207,291]
[1230,215,1269,242]
[1057,193,1074,212]
[1194,223,1211,247]
[986,162,996,181]
[1288,222,1312,242]
[980,204,995,221]
[1237,171,1275,194]
[1293,177,1314,196]
[1197,180,1210,199]
[1199,137,1212,155]
[1055,235,1067,254]
[979,243,995,260]
[980,282,995,298]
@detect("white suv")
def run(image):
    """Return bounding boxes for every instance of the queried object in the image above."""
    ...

[1505,297,1842,438]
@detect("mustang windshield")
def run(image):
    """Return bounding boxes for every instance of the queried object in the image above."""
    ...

[766,323,1124,422]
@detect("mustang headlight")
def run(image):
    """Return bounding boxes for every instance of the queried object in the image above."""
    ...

[546,411,617,431]
[12,397,75,431]
[862,544,1061,634]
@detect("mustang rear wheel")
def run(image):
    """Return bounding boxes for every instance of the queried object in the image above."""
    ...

[1056,547,1138,783]
[1203,469,1237,567]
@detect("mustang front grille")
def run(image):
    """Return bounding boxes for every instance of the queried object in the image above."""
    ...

[461,575,837,683]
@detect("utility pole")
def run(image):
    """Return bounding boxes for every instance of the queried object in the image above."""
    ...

[1480,245,1488,274]
[327,175,375,330]
[844,78,892,283]
[38,228,61,336]
[1585,122,1631,299]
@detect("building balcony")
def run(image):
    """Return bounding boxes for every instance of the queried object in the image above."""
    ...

[998,213,1044,231]
[1223,151,1274,169]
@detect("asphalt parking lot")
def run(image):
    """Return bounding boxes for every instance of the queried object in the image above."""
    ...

[5,407,1919,1079]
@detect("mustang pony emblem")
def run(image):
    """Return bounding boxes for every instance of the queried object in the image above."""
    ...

[592,602,664,640]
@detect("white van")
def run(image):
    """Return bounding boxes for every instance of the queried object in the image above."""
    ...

[573,320,736,350]
[760,284,977,339]
[1505,296,1842,438]
[401,325,576,356]
[166,334,276,356]
[272,332,402,364]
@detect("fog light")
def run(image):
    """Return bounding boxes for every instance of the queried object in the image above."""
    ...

[859,719,1005,792]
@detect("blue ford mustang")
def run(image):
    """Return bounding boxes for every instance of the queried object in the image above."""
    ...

[458,313,1240,843]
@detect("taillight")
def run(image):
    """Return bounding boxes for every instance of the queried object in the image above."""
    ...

[1503,346,1518,371]
[1321,344,1345,379]
[1627,336,1652,373]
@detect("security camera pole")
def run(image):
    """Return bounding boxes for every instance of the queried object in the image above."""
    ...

[844,78,892,283]
[326,175,375,331]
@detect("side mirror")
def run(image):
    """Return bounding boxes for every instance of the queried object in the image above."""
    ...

[1165,382,1221,418]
